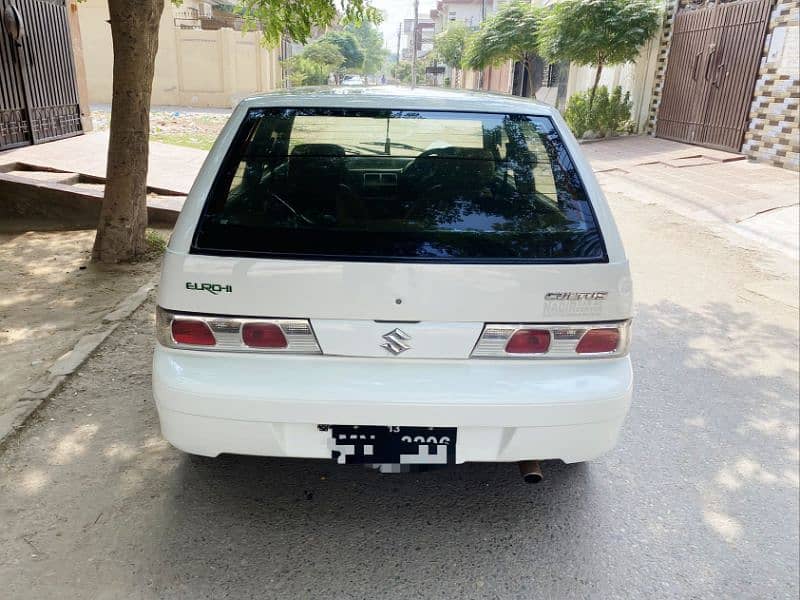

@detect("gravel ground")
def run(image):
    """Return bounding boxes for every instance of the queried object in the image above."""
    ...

[91,107,230,151]
[0,192,797,598]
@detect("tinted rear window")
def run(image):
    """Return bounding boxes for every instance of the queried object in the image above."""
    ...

[192,108,605,262]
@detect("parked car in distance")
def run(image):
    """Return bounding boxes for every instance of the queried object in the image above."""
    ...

[341,74,364,86]
[153,87,633,482]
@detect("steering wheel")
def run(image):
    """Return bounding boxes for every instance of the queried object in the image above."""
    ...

[402,147,453,191]
[415,147,451,160]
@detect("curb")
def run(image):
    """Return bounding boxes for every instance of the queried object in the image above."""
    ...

[0,275,159,451]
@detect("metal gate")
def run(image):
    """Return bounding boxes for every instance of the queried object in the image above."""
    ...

[656,0,772,152]
[0,0,82,151]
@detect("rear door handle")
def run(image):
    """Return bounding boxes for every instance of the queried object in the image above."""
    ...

[713,62,725,87]
[704,47,718,82]
[691,51,703,81]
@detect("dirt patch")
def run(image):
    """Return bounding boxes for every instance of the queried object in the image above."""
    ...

[92,108,229,151]
[0,220,166,414]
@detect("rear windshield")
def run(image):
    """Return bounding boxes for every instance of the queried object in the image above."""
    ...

[192,108,605,262]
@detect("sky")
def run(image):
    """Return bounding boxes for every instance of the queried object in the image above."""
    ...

[370,0,439,51]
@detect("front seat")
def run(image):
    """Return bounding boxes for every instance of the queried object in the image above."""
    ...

[287,143,347,223]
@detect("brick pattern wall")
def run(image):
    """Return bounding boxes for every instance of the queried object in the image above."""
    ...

[741,0,800,170]
[646,0,681,136]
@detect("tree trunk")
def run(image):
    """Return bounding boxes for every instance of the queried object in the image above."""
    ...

[589,61,604,110]
[92,0,164,263]
[523,56,537,100]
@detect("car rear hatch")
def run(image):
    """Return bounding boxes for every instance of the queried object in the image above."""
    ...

[158,105,632,361]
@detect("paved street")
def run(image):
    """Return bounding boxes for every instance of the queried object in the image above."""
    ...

[1,172,798,598]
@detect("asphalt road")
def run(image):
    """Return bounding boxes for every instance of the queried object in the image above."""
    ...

[1,194,798,599]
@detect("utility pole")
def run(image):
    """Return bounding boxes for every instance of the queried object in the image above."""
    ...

[396,22,402,67]
[411,0,419,88]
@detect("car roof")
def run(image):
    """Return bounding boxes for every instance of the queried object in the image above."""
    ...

[239,86,558,116]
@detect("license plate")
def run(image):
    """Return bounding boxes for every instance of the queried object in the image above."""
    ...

[330,426,457,465]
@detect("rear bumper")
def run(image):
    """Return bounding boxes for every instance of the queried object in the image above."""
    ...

[152,347,633,463]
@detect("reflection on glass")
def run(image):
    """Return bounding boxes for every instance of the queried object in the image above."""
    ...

[195,108,604,262]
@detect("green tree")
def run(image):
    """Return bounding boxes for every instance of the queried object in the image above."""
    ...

[238,0,381,45]
[539,0,661,107]
[318,30,365,72]
[463,0,543,98]
[433,22,470,87]
[392,60,425,85]
[94,0,380,263]
[285,40,345,85]
[344,22,387,77]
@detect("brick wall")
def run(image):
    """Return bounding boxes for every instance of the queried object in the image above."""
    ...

[646,0,681,136]
[741,0,800,170]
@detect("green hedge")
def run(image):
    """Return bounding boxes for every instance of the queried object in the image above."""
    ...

[564,86,632,139]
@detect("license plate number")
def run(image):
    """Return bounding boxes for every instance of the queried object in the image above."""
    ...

[330,426,457,465]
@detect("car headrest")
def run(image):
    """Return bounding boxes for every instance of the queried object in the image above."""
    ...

[443,147,494,162]
[290,143,346,157]
[433,147,495,185]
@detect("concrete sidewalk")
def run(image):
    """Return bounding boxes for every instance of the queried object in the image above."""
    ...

[583,136,800,262]
[0,131,206,195]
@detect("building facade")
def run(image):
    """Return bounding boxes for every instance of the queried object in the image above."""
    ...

[438,0,798,170]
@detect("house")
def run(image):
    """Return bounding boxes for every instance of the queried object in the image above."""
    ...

[431,0,797,170]
[430,0,560,102]
[402,17,436,60]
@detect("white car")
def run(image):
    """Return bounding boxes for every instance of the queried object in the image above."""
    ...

[341,75,364,86]
[153,87,633,482]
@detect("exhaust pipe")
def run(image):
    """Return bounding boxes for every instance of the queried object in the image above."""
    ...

[518,460,543,484]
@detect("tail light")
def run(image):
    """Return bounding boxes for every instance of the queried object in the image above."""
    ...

[472,321,630,359]
[576,328,620,354]
[171,319,216,346]
[242,323,288,349]
[505,329,551,354]
[156,307,320,354]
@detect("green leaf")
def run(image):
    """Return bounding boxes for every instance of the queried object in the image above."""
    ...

[433,22,471,69]
[463,0,544,70]
[236,0,381,46]
[538,0,662,68]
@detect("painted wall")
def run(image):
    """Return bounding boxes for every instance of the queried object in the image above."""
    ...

[77,0,283,108]
[462,62,514,95]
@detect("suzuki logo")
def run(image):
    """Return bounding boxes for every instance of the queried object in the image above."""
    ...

[381,328,411,355]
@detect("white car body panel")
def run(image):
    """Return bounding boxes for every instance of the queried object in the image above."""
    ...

[154,348,631,463]
[310,320,485,359]
[153,87,634,465]
[159,251,632,323]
